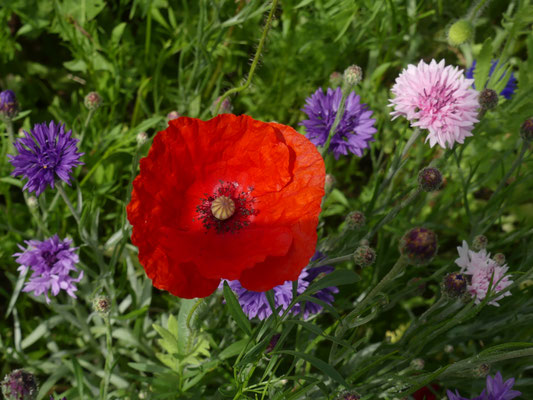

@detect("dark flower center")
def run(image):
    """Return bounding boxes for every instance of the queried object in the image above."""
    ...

[196,181,258,234]
[41,250,58,268]
[39,148,60,170]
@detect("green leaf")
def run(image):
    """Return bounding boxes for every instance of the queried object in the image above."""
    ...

[218,339,247,360]
[474,39,492,90]
[152,323,180,355]
[111,22,127,46]
[275,350,348,387]
[223,281,252,336]
[177,298,196,354]
[305,269,360,295]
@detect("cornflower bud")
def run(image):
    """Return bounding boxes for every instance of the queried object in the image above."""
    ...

[93,295,111,315]
[136,131,148,146]
[324,174,336,193]
[211,96,232,114]
[1,369,38,400]
[166,110,180,121]
[520,117,533,142]
[26,196,38,209]
[447,19,474,46]
[418,167,443,192]
[472,234,487,251]
[329,71,343,88]
[353,245,375,267]
[84,91,102,110]
[345,210,365,230]
[337,391,361,400]
[343,65,363,86]
[493,253,506,266]
[0,89,19,119]
[442,272,468,298]
[479,88,499,110]
[399,227,438,265]
[265,333,281,354]
[474,363,490,377]
[410,358,425,370]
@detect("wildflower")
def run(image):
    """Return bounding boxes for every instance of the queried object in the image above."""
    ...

[127,114,325,298]
[447,20,474,46]
[343,65,363,86]
[520,117,533,142]
[455,241,513,306]
[389,59,479,149]
[418,167,443,192]
[1,369,38,400]
[300,87,377,159]
[0,89,19,119]
[399,227,438,265]
[465,60,517,100]
[442,272,468,298]
[472,234,488,251]
[13,235,83,304]
[447,371,521,400]
[225,252,337,320]
[84,91,102,110]
[478,89,499,110]
[345,210,365,229]
[8,121,84,196]
[211,96,232,114]
[353,245,375,267]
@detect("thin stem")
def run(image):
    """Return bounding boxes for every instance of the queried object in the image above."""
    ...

[79,109,95,147]
[322,89,349,154]
[57,182,81,226]
[490,140,528,200]
[214,0,279,115]
[467,0,492,20]
[100,315,114,400]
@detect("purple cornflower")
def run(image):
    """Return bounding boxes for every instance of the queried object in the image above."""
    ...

[1,369,38,400]
[0,89,18,118]
[14,235,83,304]
[8,121,84,196]
[300,87,377,159]
[224,253,338,320]
[447,371,521,400]
[466,60,517,100]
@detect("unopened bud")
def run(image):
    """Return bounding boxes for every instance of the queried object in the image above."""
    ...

[353,245,375,267]
[442,272,468,298]
[418,167,443,192]
[167,110,180,121]
[448,20,474,46]
[399,227,438,265]
[343,65,363,86]
[474,363,490,377]
[265,333,280,354]
[472,235,487,251]
[136,131,148,146]
[84,91,102,110]
[493,253,506,266]
[93,295,111,315]
[444,344,454,353]
[345,211,365,229]
[520,117,533,142]
[410,358,425,370]
[337,391,361,400]
[0,90,19,119]
[1,369,38,400]
[212,96,232,114]
[324,174,336,193]
[479,89,498,110]
[329,71,343,88]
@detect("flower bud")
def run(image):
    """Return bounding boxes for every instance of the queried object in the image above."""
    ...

[473,363,490,377]
[479,88,498,110]
[337,391,361,400]
[493,253,506,266]
[211,96,233,114]
[520,117,533,142]
[345,211,365,229]
[410,358,425,370]
[442,272,468,298]
[447,19,474,46]
[93,295,111,315]
[329,71,343,88]
[399,227,438,265]
[343,65,363,86]
[136,131,148,146]
[418,167,443,192]
[472,234,487,251]
[444,344,454,353]
[353,245,375,267]
[26,196,38,209]
[0,90,19,119]
[265,333,280,354]
[84,91,102,110]
[166,110,180,121]
[1,369,38,400]
[324,174,336,193]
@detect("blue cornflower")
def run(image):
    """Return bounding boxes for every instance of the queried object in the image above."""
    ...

[447,371,521,400]
[466,60,517,100]
[300,87,377,159]
[0,89,18,118]
[14,235,83,304]
[8,121,84,196]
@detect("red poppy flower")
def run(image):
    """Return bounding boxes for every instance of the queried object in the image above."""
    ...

[127,114,325,298]
[412,384,440,400]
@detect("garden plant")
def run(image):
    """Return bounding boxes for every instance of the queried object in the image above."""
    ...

[1,0,533,399]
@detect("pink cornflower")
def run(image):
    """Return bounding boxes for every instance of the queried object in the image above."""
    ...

[455,241,513,306]
[389,59,479,149]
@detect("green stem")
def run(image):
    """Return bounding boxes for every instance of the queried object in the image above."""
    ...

[467,0,492,20]
[490,140,528,200]
[99,315,114,400]
[322,89,349,154]
[57,182,81,226]
[79,109,95,147]
[214,0,279,115]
